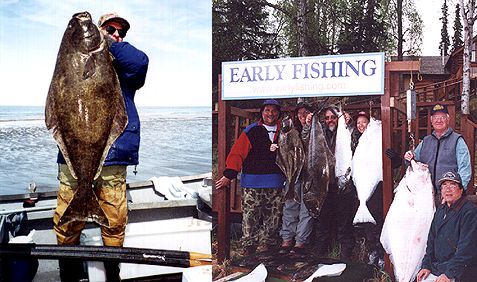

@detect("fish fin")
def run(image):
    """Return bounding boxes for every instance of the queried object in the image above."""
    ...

[83,55,96,79]
[284,182,296,200]
[45,87,57,131]
[353,202,376,225]
[94,86,128,180]
[58,184,109,227]
[45,85,78,179]
[48,127,78,180]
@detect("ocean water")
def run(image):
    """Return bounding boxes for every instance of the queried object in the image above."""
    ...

[0,106,211,196]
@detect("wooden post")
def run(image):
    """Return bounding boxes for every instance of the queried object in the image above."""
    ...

[382,64,394,278]
[461,114,476,194]
[214,74,231,262]
[382,61,420,279]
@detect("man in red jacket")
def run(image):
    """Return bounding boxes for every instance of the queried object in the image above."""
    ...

[216,99,286,255]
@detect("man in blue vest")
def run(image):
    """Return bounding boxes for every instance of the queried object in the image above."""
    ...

[404,103,471,205]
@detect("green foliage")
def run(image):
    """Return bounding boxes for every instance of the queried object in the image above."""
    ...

[337,0,390,54]
[439,0,450,56]
[451,3,463,53]
[212,0,282,86]
[386,0,423,57]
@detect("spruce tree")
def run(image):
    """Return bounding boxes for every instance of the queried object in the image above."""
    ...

[439,0,450,56]
[451,3,463,53]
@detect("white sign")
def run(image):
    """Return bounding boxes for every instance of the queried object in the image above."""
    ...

[221,52,385,100]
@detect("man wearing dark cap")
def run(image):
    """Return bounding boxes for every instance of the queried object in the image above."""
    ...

[279,102,313,253]
[417,171,477,282]
[404,103,471,205]
[312,107,357,260]
[54,12,148,281]
[216,99,286,255]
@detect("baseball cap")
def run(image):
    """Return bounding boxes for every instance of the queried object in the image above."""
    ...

[260,99,281,111]
[296,102,312,113]
[431,103,449,115]
[98,12,130,32]
[438,171,462,188]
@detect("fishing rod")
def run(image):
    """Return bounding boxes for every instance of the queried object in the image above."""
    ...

[0,243,212,268]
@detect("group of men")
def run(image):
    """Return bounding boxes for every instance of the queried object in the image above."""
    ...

[216,100,477,282]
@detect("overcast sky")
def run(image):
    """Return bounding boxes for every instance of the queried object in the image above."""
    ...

[0,0,211,107]
[416,0,476,56]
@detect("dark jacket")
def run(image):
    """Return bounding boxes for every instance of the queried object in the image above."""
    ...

[58,41,149,166]
[223,121,285,189]
[421,196,477,280]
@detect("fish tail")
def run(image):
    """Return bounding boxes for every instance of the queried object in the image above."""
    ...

[353,202,376,225]
[58,184,109,227]
[284,182,296,200]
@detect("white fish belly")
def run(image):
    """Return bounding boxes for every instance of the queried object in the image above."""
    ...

[352,119,382,224]
[335,113,352,178]
[380,162,435,282]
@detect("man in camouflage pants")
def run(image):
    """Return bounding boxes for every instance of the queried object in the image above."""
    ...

[216,99,286,255]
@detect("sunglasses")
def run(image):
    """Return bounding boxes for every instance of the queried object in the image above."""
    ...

[105,25,127,38]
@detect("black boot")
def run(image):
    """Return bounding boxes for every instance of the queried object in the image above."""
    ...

[104,261,121,282]
[58,258,87,282]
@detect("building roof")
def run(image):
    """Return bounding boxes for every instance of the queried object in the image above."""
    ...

[391,56,449,75]
[418,56,450,75]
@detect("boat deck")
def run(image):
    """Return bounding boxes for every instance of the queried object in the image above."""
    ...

[0,173,213,281]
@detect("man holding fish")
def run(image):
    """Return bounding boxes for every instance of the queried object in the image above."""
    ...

[279,102,314,253]
[404,103,472,205]
[313,107,357,260]
[49,12,149,281]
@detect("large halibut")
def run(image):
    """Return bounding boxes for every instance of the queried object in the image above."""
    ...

[302,113,334,218]
[45,12,127,226]
[276,116,305,200]
[351,118,382,224]
[380,160,435,282]
[334,110,353,192]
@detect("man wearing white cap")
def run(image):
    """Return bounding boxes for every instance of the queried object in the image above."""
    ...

[54,12,148,281]
[417,171,477,282]
[404,103,472,205]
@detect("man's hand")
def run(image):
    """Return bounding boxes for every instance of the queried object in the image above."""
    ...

[270,144,278,152]
[215,176,231,189]
[305,112,313,125]
[343,112,351,125]
[416,268,430,282]
[435,273,452,282]
[404,150,414,161]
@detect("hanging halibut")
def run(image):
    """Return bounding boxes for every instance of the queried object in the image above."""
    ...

[334,111,353,192]
[302,113,334,218]
[45,12,128,227]
[380,160,435,282]
[351,118,382,224]
[277,116,305,200]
